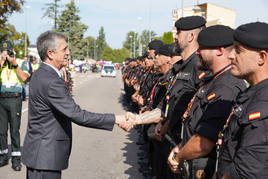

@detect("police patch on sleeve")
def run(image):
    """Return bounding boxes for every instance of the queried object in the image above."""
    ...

[207,93,216,101]
[198,72,206,79]
[249,112,261,121]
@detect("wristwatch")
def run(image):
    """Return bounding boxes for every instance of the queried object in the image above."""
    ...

[13,64,18,69]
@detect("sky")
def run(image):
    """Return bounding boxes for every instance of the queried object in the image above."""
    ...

[8,0,268,49]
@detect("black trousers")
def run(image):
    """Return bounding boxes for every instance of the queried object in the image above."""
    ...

[0,96,22,156]
[27,167,62,179]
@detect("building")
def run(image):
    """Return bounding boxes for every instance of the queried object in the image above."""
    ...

[172,2,236,34]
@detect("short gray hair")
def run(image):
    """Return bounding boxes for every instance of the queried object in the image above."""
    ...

[36,31,67,61]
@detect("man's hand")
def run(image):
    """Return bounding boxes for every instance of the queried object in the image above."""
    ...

[154,119,168,141]
[167,145,181,173]
[1,51,17,66]
[115,115,134,131]
[137,96,144,106]
[125,112,143,125]
[154,122,163,141]
[134,84,140,91]
[125,112,136,120]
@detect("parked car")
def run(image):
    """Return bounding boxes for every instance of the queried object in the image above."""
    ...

[101,65,116,77]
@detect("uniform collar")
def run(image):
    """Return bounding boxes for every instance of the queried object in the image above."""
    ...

[171,60,183,74]
[237,78,268,104]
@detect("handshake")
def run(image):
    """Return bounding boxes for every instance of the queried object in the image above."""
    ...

[115,112,141,131]
[115,108,163,131]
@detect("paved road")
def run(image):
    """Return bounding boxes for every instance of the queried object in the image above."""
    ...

[0,71,143,179]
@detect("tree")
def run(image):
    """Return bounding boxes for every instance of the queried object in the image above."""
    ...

[57,0,88,60]
[140,30,157,54]
[0,0,24,28]
[96,26,107,60]
[123,31,138,57]
[162,32,174,44]
[102,46,130,63]
[123,30,157,57]
[42,0,62,29]
[80,36,96,59]
[0,24,29,58]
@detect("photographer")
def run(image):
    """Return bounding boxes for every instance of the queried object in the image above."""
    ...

[0,41,30,171]
[21,55,40,100]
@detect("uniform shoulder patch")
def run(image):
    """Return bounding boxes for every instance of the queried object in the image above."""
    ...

[198,72,206,79]
[207,93,216,101]
[159,81,168,86]
[249,112,261,121]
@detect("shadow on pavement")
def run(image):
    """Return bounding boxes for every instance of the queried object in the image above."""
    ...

[118,92,155,179]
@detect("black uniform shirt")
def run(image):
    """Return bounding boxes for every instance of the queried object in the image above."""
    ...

[140,71,161,100]
[164,53,207,133]
[146,71,170,109]
[182,68,246,154]
[218,78,268,179]
[184,68,246,142]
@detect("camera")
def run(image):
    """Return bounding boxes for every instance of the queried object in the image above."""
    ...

[7,49,15,58]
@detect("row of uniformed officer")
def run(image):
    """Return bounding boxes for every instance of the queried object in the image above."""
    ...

[167,25,247,179]
[125,17,268,179]
[125,16,210,179]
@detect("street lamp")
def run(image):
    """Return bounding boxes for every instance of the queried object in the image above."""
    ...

[94,40,98,60]
[87,39,89,58]
[24,5,31,57]
[137,17,143,56]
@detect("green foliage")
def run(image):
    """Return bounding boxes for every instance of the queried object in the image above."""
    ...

[57,0,88,60]
[80,36,96,59]
[162,32,174,44]
[123,31,138,57]
[0,24,29,58]
[140,30,157,53]
[42,0,62,29]
[102,46,130,63]
[0,0,24,27]
[96,26,107,60]
[123,30,156,57]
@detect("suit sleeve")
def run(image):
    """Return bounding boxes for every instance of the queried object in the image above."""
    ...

[47,78,115,131]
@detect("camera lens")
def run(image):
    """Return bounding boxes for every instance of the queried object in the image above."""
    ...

[7,50,14,58]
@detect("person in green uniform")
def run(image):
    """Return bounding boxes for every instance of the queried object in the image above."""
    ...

[0,41,30,171]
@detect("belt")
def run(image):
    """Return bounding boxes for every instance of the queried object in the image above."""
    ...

[0,92,21,98]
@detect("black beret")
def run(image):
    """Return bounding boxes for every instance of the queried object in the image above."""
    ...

[125,58,132,62]
[234,22,268,50]
[197,25,234,48]
[175,16,206,30]
[148,40,164,50]
[128,58,136,62]
[158,44,173,57]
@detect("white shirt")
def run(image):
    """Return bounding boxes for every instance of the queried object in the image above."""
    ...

[43,62,61,77]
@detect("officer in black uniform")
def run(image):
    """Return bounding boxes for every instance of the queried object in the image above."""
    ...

[216,22,268,179]
[145,44,175,179]
[167,25,247,179]
[126,16,209,179]
[161,16,208,145]
[138,40,163,108]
